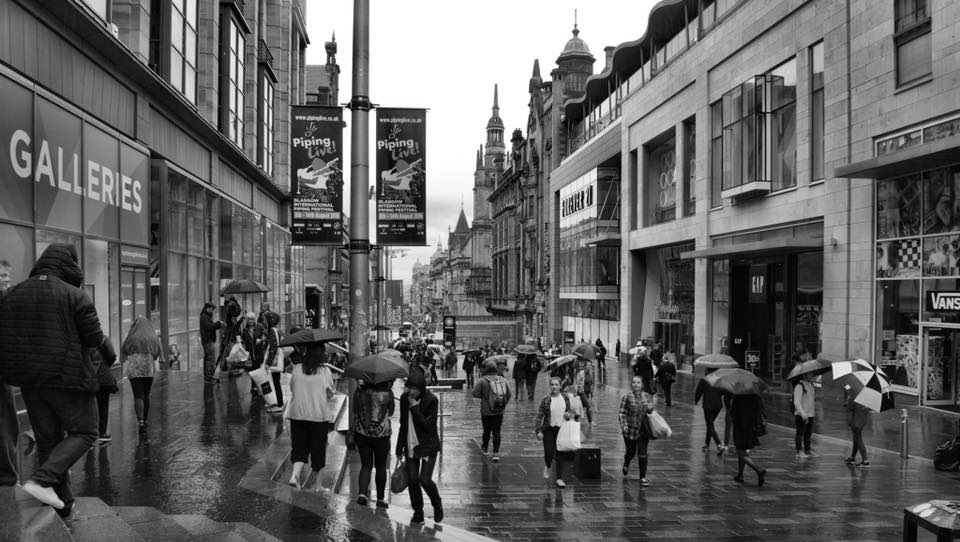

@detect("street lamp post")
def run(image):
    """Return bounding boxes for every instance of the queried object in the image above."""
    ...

[348,0,371,362]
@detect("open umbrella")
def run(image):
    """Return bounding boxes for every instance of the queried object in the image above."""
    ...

[833,360,894,412]
[572,343,599,360]
[514,344,538,355]
[544,354,578,372]
[344,349,408,385]
[280,328,343,346]
[704,368,768,395]
[786,357,833,382]
[484,354,512,370]
[695,353,739,369]
[461,348,481,355]
[628,345,647,356]
[219,279,271,295]
[831,358,875,380]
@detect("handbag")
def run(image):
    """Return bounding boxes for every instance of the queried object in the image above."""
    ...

[639,412,657,440]
[647,411,672,439]
[97,361,119,394]
[754,414,768,437]
[390,458,408,494]
[556,419,582,452]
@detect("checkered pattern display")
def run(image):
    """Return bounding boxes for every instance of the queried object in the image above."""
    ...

[898,238,922,270]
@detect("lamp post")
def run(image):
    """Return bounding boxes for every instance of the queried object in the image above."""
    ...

[348,0,371,361]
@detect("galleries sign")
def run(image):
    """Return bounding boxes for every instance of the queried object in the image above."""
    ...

[376,108,426,246]
[291,105,343,245]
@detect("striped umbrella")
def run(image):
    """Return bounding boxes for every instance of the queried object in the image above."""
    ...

[832,359,894,412]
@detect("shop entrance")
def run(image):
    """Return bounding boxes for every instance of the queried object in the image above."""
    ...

[120,267,149,342]
[921,326,960,406]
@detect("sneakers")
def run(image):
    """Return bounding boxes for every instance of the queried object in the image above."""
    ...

[481,447,489,456]
[555,479,566,488]
[797,451,811,459]
[98,434,112,443]
[411,513,425,525]
[434,506,444,523]
[717,445,726,456]
[701,445,711,452]
[543,467,550,479]
[640,477,650,486]
[844,456,856,464]
[376,499,389,509]
[138,421,147,434]
[622,465,629,476]
[357,494,368,506]
[856,460,870,468]
[55,500,75,520]
[22,480,64,509]
[758,469,767,487]
[267,405,284,413]
[733,475,745,483]
[491,454,501,463]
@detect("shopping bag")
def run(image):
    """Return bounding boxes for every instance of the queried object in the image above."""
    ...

[226,340,250,366]
[640,412,657,440]
[390,459,408,494]
[280,371,292,389]
[556,420,582,452]
[647,411,672,439]
[249,366,278,406]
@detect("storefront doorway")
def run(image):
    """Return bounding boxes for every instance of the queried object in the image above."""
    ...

[921,326,960,406]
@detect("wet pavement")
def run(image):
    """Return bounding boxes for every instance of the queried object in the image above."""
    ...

[10,357,960,541]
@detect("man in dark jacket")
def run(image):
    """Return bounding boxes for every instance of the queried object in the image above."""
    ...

[0,244,111,515]
[656,357,678,406]
[472,361,512,462]
[200,302,224,384]
[396,372,443,525]
[632,348,655,394]
[694,368,726,455]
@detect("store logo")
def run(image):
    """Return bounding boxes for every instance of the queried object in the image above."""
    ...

[928,291,960,312]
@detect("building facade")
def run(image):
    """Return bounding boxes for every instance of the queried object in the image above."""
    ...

[0,0,307,373]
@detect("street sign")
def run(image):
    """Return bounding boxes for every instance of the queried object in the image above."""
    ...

[745,350,760,370]
[563,331,575,344]
[442,315,456,347]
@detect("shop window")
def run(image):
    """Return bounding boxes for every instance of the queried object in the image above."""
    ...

[220,14,246,147]
[876,280,919,390]
[683,120,696,216]
[120,145,150,245]
[219,199,233,261]
[186,181,204,253]
[258,68,276,176]
[84,239,120,345]
[921,278,960,324]
[810,42,825,182]
[170,0,198,104]
[167,173,187,252]
[36,229,81,259]
[710,101,723,208]
[167,252,187,334]
[0,223,34,293]
[34,98,83,234]
[83,124,120,239]
[0,76,34,224]
[894,0,932,87]
[877,175,921,239]
[768,59,797,192]
[646,137,676,225]
[205,191,219,258]
[922,167,960,235]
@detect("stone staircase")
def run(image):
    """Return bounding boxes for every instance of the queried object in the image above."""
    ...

[2,486,281,542]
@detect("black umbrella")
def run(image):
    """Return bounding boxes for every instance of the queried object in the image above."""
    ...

[280,328,344,346]
[344,349,408,385]
[462,348,481,355]
[572,343,599,360]
[219,279,271,295]
[544,354,577,372]
[704,368,768,395]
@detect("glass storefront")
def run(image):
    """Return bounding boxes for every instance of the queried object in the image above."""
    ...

[651,242,696,365]
[875,165,960,402]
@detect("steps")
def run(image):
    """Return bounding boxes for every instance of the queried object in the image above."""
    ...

[4,486,280,542]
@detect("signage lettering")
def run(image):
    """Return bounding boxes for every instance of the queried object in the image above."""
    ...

[376,108,427,246]
[928,291,960,312]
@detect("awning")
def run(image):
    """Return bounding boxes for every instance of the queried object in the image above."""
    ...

[584,232,621,246]
[834,134,960,179]
[681,238,823,260]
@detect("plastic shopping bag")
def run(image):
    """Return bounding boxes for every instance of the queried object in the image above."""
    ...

[648,411,672,439]
[249,366,278,406]
[226,340,250,366]
[556,420,582,452]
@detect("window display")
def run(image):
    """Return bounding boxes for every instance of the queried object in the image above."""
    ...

[877,175,921,239]
[876,280,919,389]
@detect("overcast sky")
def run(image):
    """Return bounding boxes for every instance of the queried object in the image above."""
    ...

[304,1,657,286]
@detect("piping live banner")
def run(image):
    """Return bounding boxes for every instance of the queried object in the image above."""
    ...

[290,105,343,245]
[376,108,426,245]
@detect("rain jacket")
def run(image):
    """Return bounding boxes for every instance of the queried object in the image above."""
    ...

[694,376,725,412]
[793,379,816,420]
[0,244,106,391]
[122,317,162,378]
[472,361,512,416]
[396,372,441,458]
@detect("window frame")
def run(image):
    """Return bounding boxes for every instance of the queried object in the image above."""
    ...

[894,0,932,87]
[810,42,825,183]
[257,66,276,176]
[220,12,247,148]
[169,0,198,105]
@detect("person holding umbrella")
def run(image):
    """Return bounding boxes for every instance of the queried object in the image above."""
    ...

[525,352,542,400]
[285,339,337,490]
[694,368,725,455]
[513,353,529,400]
[704,368,768,486]
[793,373,817,458]
[632,347,655,394]
[844,391,870,467]
[396,371,443,525]
[461,349,479,389]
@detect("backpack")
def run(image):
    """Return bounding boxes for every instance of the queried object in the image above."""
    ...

[486,376,508,413]
[934,436,960,471]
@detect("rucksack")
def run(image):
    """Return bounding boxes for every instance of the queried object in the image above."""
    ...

[486,376,508,413]
[934,437,960,471]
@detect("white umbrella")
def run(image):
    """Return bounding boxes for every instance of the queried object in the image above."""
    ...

[831,358,875,380]
[832,359,894,412]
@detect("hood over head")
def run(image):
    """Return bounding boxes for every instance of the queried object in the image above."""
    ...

[263,310,280,328]
[30,243,83,287]
[406,371,427,395]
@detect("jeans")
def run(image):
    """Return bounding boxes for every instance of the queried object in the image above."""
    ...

[405,453,441,515]
[355,433,390,500]
[850,426,867,461]
[0,381,18,486]
[661,382,673,405]
[130,377,154,422]
[541,425,568,478]
[703,408,722,447]
[481,414,503,453]
[202,342,218,381]
[290,420,331,471]
[20,388,98,506]
[514,379,525,399]
[95,390,111,436]
[525,378,537,400]
[794,415,814,452]
[623,435,649,477]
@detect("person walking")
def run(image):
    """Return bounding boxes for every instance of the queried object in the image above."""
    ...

[536,376,575,488]
[262,311,285,413]
[632,348,655,394]
[285,342,337,491]
[656,356,677,406]
[219,297,244,377]
[122,317,162,434]
[513,354,528,400]
[694,368,725,455]
[618,375,656,485]
[472,360,511,462]
[462,351,477,389]
[793,374,816,457]
[525,353,542,401]
[844,392,870,467]
[730,394,767,487]
[615,339,621,360]
[396,372,443,525]
[241,311,265,394]
[92,338,118,443]
[199,302,224,384]
[595,338,607,370]
[351,379,395,508]
[572,362,594,425]
[0,243,112,516]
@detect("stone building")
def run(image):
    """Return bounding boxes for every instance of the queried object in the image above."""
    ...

[0,0,309,373]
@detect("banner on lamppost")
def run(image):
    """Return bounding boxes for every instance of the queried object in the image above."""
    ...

[290,105,344,245]
[376,108,426,245]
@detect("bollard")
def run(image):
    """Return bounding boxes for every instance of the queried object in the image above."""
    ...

[900,408,909,459]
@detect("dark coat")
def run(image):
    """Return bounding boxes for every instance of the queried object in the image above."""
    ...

[694,377,724,411]
[632,355,654,382]
[396,373,441,458]
[0,244,107,392]
[199,311,223,344]
[730,394,765,450]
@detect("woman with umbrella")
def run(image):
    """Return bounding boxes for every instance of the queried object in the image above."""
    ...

[844,393,870,467]
[347,351,401,508]
[705,368,768,486]
[793,373,817,458]
[284,336,337,490]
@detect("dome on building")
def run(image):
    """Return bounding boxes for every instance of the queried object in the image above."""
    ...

[558,25,594,62]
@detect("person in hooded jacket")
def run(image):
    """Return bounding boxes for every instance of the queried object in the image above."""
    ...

[0,244,112,516]
[199,302,224,384]
[397,372,443,525]
[122,317,162,434]
[694,368,725,455]
[632,348,655,394]
[513,354,528,400]
[472,360,512,462]
[91,337,118,443]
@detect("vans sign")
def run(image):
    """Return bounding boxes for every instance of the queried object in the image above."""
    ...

[927,291,960,312]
